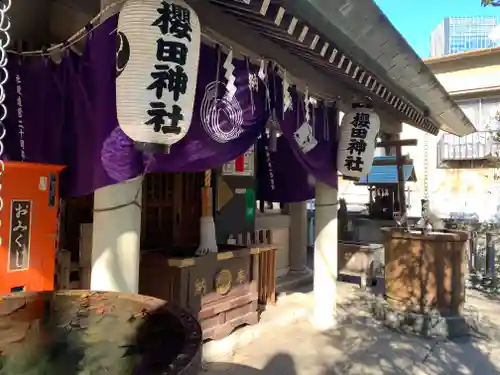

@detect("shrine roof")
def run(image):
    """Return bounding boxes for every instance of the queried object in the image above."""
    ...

[197,0,475,136]
[355,157,416,185]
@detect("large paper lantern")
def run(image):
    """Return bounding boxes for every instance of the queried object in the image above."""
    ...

[337,106,380,179]
[116,0,201,152]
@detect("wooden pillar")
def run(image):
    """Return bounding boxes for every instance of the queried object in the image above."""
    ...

[90,0,142,293]
[395,145,407,218]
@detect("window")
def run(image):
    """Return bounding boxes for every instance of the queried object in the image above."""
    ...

[480,98,500,131]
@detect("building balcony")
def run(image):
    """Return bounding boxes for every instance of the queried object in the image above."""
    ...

[437,131,500,168]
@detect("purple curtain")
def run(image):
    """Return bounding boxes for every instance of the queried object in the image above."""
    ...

[256,67,338,202]
[256,133,314,202]
[4,15,268,197]
[269,67,338,189]
[4,56,67,165]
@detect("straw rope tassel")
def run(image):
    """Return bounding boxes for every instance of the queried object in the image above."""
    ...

[204,169,211,187]
[201,170,213,217]
[196,169,218,255]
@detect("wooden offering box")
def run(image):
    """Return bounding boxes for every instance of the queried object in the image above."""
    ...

[140,244,276,340]
[383,228,468,315]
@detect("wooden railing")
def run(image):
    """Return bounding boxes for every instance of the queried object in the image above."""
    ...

[236,229,277,305]
[257,246,277,305]
[55,223,93,290]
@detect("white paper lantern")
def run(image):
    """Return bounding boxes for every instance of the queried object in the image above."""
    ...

[337,107,380,179]
[116,0,200,151]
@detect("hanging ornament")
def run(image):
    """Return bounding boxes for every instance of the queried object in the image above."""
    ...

[0,0,10,260]
[223,49,236,99]
[293,88,318,154]
[267,109,279,152]
[200,46,245,144]
[337,104,380,179]
[258,59,267,82]
[116,0,201,153]
[304,89,310,122]
[266,66,281,152]
[245,57,256,115]
[248,73,259,92]
[283,70,293,113]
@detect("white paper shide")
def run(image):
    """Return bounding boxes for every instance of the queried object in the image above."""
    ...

[116,0,200,149]
[337,107,380,179]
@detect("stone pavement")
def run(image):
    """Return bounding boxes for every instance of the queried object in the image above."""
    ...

[202,283,500,375]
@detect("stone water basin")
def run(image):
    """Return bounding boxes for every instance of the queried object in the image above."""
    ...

[0,290,202,375]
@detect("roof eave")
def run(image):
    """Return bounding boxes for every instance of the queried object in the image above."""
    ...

[424,46,500,66]
[281,0,476,136]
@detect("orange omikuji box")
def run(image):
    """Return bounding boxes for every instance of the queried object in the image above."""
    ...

[0,162,64,295]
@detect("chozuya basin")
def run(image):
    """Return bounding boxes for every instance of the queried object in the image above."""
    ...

[0,290,202,375]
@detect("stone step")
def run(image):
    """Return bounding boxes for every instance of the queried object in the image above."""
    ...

[275,268,314,297]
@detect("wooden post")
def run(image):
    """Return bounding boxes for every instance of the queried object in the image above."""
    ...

[486,232,495,279]
[395,145,407,218]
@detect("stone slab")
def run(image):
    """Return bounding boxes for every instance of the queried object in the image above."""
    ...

[371,296,477,339]
[202,292,312,363]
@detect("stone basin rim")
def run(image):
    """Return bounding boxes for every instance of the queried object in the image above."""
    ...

[381,227,469,242]
[0,289,202,375]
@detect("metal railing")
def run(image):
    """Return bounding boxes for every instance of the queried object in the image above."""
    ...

[437,131,500,164]
[468,231,500,290]
[444,220,500,291]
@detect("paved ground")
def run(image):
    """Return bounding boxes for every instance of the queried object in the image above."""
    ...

[202,283,500,375]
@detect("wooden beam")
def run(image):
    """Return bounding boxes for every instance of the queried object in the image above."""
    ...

[11,0,52,48]
[184,0,362,101]
[372,156,413,166]
[376,139,418,148]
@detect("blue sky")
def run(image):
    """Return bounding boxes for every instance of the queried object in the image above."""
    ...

[374,0,500,57]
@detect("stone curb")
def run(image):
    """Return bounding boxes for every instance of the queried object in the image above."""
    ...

[276,269,314,296]
[371,296,480,339]
[202,305,310,363]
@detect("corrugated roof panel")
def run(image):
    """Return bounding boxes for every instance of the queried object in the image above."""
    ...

[373,156,398,163]
[356,157,416,185]
[281,0,476,135]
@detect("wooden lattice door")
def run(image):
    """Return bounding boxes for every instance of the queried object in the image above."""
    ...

[59,194,93,260]
[141,172,203,250]
[176,172,203,246]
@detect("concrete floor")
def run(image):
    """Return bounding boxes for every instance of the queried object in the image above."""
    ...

[202,283,500,375]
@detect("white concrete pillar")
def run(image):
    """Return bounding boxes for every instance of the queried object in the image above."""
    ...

[289,202,308,273]
[312,182,338,330]
[91,0,143,294]
[91,177,143,293]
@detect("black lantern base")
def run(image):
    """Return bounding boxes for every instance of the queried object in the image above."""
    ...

[134,142,171,154]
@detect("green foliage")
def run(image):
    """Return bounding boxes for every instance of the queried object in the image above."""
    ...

[482,0,500,6]
[493,131,500,144]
